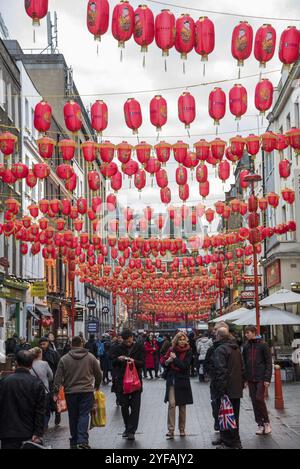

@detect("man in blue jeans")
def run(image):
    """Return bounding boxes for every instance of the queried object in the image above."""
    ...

[54,336,102,449]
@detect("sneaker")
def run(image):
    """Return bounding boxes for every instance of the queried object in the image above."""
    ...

[212,439,222,446]
[127,434,135,441]
[264,423,272,435]
[77,444,91,449]
[166,432,174,440]
[180,431,186,437]
[55,413,61,426]
[256,426,265,435]
[122,431,129,438]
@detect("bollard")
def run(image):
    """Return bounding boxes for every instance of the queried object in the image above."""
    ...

[274,365,284,410]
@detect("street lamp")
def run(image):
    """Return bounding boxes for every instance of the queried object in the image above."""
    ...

[244,173,262,335]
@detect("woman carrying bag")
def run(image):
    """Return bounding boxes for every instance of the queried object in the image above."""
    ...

[162,332,193,439]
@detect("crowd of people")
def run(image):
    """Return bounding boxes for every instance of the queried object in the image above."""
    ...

[0,323,273,450]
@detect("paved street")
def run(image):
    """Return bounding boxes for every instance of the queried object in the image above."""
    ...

[45,378,300,450]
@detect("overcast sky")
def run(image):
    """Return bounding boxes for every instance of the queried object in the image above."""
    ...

[1,0,299,218]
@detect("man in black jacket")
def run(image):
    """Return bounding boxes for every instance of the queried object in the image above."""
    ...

[39,337,61,426]
[111,330,144,441]
[0,351,45,449]
[243,326,272,436]
[213,328,244,449]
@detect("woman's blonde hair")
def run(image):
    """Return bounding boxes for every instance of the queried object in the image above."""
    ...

[172,332,188,348]
[30,347,43,360]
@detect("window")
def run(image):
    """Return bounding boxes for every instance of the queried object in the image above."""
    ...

[25,98,30,129]
[7,83,12,119]
[14,95,19,129]
[0,67,5,108]
[31,108,35,138]
[295,103,300,128]
[286,114,293,161]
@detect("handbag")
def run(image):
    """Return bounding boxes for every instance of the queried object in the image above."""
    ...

[56,387,67,413]
[218,395,237,431]
[90,391,106,428]
[123,361,142,395]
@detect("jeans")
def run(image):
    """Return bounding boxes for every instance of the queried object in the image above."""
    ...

[120,391,141,435]
[65,392,94,446]
[248,381,270,425]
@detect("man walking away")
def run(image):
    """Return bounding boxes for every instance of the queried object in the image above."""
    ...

[243,326,272,436]
[85,334,98,358]
[213,328,244,450]
[112,330,144,441]
[0,351,45,450]
[39,336,61,426]
[53,336,102,449]
[197,333,213,382]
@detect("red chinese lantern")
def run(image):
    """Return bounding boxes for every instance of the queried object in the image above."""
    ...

[64,101,82,133]
[196,165,208,184]
[34,100,52,132]
[88,171,101,191]
[240,202,248,216]
[112,1,135,50]
[33,163,50,179]
[254,24,276,68]
[231,21,253,70]
[173,141,189,165]
[155,9,176,57]
[275,134,289,156]
[99,141,115,163]
[279,26,300,68]
[87,0,109,41]
[25,0,48,26]
[199,181,210,198]
[282,188,295,205]
[134,169,146,192]
[195,16,215,66]
[175,14,195,64]
[100,162,118,179]
[150,95,167,132]
[229,84,248,120]
[135,141,151,167]
[37,137,55,159]
[211,138,226,161]
[230,199,241,213]
[279,159,291,179]
[134,5,155,55]
[124,98,142,134]
[11,163,29,180]
[179,183,189,203]
[286,128,300,156]
[261,131,277,153]
[230,136,246,158]
[122,160,139,179]
[91,100,108,135]
[56,164,74,180]
[194,140,210,163]
[26,171,37,189]
[218,160,230,183]
[209,88,226,126]
[0,132,17,156]
[117,141,133,164]
[77,198,88,215]
[246,134,260,157]
[155,141,171,166]
[255,79,274,115]
[176,166,188,186]
[161,187,171,204]
[248,213,260,229]
[65,173,77,192]
[58,139,77,161]
[259,197,268,212]
[268,192,279,208]
[81,141,97,164]
[145,157,161,177]
[205,209,215,224]
[178,92,196,129]
[240,169,250,189]
[156,168,168,188]
[111,171,123,192]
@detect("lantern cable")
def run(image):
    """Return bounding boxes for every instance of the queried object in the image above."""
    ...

[146,0,300,22]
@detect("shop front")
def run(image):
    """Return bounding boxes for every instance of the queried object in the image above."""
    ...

[0,274,29,341]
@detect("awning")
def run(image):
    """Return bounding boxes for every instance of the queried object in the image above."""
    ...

[233,307,300,326]
[35,306,52,317]
[26,305,39,320]
[211,307,249,323]
[260,289,300,307]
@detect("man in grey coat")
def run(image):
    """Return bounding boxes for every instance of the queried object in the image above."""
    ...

[54,336,102,449]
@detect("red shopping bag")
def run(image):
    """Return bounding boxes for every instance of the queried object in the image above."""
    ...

[123,361,142,395]
[56,387,67,413]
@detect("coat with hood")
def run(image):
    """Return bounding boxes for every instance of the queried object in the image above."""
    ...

[213,339,245,399]
[197,337,213,361]
[53,348,102,395]
[242,339,272,383]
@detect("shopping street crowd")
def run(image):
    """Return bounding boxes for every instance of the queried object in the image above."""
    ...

[0,323,274,450]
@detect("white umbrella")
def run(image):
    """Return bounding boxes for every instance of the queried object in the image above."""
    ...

[260,289,300,307]
[233,307,300,326]
[211,307,249,323]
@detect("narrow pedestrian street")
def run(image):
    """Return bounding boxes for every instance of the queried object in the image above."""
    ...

[45,378,300,450]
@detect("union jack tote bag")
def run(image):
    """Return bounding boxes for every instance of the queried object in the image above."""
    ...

[218,395,237,431]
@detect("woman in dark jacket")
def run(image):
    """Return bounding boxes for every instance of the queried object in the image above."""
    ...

[162,332,193,439]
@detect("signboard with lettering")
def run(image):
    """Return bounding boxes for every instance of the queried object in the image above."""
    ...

[87,300,97,310]
[30,282,47,298]
[243,276,262,286]
[240,291,255,302]
[267,260,281,289]
[87,321,99,333]
[76,308,84,322]
[102,306,109,315]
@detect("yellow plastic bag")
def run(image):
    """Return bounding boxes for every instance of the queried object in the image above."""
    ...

[91,391,106,428]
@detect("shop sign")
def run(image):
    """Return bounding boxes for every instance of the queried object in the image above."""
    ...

[267,260,281,289]
[291,283,300,294]
[76,308,84,322]
[243,275,262,286]
[3,278,29,291]
[0,287,23,301]
[240,291,255,302]
[30,281,47,298]
[102,306,109,315]
[87,321,99,333]
[87,300,97,310]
